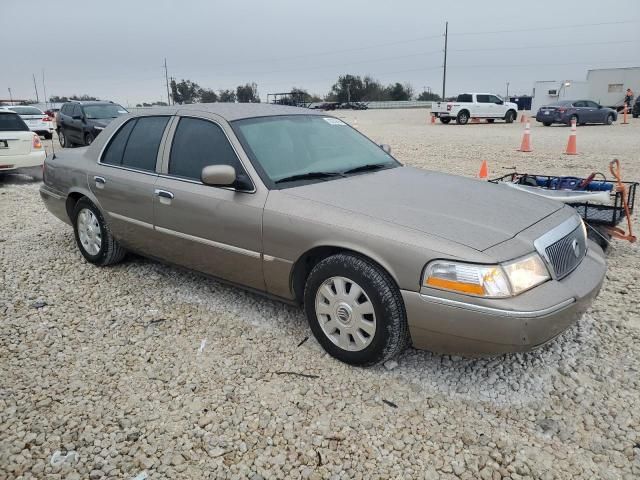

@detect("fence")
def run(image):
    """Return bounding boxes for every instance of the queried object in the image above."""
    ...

[363,100,433,109]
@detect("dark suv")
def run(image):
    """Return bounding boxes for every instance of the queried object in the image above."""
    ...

[632,96,639,119]
[57,101,128,147]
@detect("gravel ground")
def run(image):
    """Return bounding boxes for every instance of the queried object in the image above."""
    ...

[1,111,639,479]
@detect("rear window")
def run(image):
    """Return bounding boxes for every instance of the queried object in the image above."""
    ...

[456,94,473,102]
[0,112,29,131]
[101,116,169,172]
[10,106,43,115]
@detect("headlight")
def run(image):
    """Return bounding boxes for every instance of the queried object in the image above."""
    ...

[424,253,550,298]
[501,253,550,295]
[423,261,511,297]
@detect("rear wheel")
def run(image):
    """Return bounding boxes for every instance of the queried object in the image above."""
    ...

[439,117,451,124]
[304,253,409,366]
[456,110,469,125]
[72,198,126,266]
[543,122,552,127]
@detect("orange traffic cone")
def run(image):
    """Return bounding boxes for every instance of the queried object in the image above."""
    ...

[622,103,629,125]
[520,113,527,123]
[565,119,577,155]
[478,160,489,179]
[430,114,436,124]
[517,121,532,152]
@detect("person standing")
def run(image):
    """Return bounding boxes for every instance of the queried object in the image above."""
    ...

[624,88,634,107]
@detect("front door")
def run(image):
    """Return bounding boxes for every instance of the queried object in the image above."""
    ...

[153,114,266,291]
[88,115,171,253]
[475,94,491,117]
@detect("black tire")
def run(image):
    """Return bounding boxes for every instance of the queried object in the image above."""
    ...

[504,110,516,123]
[605,113,614,125]
[439,117,451,124]
[543,122,552,127]
[44,132,53,140]
[486,119,495,123]
[84,133,95,146]
[72,198,126,266]
[304,253,410,366]
[58,128,68,148]
[632,113,639,119]
[456,110,470,125]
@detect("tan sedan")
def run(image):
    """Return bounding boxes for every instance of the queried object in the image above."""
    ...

[40,104,606,365]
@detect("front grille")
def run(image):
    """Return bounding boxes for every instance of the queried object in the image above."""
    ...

[545,226,586,279]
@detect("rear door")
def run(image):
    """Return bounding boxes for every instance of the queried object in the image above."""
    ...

[153,113,266,290]
[88,115,172,253]
[68,104,84,143]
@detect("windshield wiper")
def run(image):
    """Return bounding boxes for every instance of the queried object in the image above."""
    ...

[275,171,343,184]
[343,163,389,175]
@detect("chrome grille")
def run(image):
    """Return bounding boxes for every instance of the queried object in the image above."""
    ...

[544,226,586,279]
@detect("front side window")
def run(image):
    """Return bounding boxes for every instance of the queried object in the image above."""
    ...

[233,115,398,188]
[476,95,491,103]
[101,116,169,171]
[168,117,243,181]
[488,95,502,104]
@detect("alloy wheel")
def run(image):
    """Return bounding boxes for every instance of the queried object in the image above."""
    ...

[77,208,102,255]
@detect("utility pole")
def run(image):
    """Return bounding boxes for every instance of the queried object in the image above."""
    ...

[8,88,13,104]
[42,70,48,109]
[506,82,510,100]
[164,58,171,105]
[442,21,448,101]
[32,74,40,103]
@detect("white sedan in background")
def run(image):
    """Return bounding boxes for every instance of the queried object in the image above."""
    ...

[0,105,54,139]
[0,110,46,178]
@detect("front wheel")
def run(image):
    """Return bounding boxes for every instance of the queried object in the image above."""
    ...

[486,119,495,123]
[84,133,95,146]
[456,111,469,125]
[304,253,410,366]
[72,198,126,266]
[439,117,451,124]
[606,114,614,125]
[504,110,516,123]
[58,129,68,148]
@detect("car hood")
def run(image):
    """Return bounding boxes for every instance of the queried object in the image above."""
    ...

[282,166,564,251]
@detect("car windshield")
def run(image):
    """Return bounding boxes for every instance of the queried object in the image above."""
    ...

[0,112,29,131]
[10,106,43,115]
[83,104,128,119]
[233,115,398,187]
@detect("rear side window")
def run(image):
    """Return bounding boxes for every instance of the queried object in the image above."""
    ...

[168,117,242,181]
[0,112,29,131]
[476,95,490,103]
[456,94,472,102]
[101,116,169,171]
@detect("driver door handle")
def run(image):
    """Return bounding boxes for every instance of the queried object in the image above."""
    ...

[155,189,174,205]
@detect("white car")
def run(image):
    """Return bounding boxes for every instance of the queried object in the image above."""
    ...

[432,93,519,125]
[0,105,54,139]
[0,110,46,177]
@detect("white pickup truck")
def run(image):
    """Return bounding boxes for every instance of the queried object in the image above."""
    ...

[432,93,519,125]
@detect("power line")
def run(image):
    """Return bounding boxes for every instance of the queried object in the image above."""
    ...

[450,39,637,53]
[451,19,639,36]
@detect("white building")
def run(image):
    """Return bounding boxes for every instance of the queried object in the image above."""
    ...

[532,67,640,112]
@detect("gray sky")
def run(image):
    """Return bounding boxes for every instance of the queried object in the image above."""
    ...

[3,0,639,105]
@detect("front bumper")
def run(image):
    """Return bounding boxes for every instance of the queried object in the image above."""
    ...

[402,241,606,354]
[0,150,46,171]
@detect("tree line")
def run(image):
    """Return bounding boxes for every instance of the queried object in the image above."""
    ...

[40,73,442,107]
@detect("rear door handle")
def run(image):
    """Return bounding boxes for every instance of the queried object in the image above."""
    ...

[155,189,174,205]
[94,176,106,189]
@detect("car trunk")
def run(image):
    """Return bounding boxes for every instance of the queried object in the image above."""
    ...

[0,131,33,157]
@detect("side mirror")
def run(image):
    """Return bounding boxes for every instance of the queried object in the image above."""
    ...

[380,144,391,154]
[201,165,236,186]
[598,105,602,109]
[496,100,503,105]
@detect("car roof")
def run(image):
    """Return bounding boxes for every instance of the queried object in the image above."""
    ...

[132,103,325,121]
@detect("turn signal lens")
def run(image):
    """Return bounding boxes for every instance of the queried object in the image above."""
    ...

[32,134,42,149]
[424,261,511,298]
